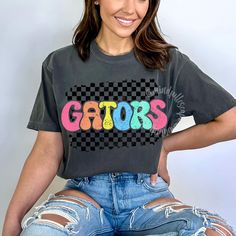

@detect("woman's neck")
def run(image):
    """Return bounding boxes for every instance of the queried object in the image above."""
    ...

[95,33,134,56]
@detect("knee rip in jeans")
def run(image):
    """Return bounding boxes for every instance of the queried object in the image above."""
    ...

[129,198,236,236]
[21,191,105,233]
[53,189,105,224]
[21,205,81,234]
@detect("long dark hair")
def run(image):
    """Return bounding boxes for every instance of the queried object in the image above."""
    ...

[72,0,177,71]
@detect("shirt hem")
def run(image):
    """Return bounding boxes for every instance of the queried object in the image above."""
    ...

[27,121,61,132]
[194,98,236,125]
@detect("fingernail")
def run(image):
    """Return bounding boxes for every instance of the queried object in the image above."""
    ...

[151,181,156,186]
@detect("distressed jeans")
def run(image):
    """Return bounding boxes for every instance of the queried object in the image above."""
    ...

[20,172,235,235]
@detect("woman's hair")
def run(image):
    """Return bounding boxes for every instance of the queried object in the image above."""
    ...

[72,0,177,71]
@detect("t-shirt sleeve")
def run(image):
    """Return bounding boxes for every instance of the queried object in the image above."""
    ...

[174,51,236,125]
[26,55,61,132]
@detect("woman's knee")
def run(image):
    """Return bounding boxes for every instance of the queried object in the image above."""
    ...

[142,197,235,236]
[20,189,103,235]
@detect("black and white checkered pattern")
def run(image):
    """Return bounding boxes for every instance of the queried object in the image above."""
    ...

[65,78,162,152]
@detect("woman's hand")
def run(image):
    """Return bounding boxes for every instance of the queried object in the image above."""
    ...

[2,216,22,236]
[150,139,170,186]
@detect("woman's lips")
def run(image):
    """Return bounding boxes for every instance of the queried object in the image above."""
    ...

[114,16,136,26]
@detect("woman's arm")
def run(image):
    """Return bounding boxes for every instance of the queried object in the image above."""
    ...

[151,106,236,185]
[164,106,236,153]
[2,130,64,236]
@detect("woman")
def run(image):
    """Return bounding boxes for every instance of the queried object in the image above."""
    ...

[3,0,236,235]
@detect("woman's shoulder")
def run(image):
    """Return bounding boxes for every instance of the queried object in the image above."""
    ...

[42,44,77,69]
[168,47,190,65]
[165,47,192,75]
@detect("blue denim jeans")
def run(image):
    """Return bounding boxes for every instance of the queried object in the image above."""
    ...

[20,172,235,235]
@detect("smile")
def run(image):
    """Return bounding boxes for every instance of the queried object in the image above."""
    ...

[114,16,136,26]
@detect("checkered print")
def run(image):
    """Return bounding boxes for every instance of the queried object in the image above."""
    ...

[65,78,162,152]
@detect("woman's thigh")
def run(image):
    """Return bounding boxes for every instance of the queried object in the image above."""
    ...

[118,175,235,235]
[20,189,114,236]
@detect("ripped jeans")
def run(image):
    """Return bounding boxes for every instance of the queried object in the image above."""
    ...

[20,172,236,235]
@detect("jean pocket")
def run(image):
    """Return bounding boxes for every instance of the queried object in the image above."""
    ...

[142,175,169,193]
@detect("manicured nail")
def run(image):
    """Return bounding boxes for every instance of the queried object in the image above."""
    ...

[151,181,156,186]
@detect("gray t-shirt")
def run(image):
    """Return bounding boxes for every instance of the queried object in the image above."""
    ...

[27,39,236,179]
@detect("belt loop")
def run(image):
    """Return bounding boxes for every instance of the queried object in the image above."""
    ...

[137,173,144,184]
[84,177,89,183]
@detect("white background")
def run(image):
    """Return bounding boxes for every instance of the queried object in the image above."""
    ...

[1,0,236,230]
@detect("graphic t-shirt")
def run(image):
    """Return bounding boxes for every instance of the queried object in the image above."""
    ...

[27,39,236,179]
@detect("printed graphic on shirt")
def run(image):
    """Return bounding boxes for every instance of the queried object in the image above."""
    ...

[62,78,168,152]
